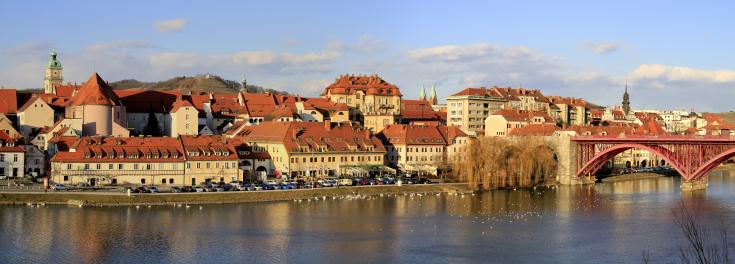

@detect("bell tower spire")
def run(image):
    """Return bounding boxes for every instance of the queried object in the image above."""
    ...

[44,50,63,94]
[622,77,631,115]
[418,83,426,100]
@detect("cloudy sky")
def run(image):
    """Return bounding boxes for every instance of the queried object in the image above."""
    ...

[1,1,735,111]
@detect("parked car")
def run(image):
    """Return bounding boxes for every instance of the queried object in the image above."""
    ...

[181,186,195,192]
[260,183,274,190]
[222,185,235,191]
[357,178,370,185]
[148,186,159,193]
[417,178,433,184]
[195,186,205,192]
[170,187,182,193]
[337,179,353,186]
[51,184,66,191]
[229,181,243,187]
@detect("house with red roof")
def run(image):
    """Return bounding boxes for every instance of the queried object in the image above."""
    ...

[398,99,445,124]
[0,130,24,178]
[377,122,469,175]
[240,121,388,179]
[321,74,403,132]
[17,96,54,139]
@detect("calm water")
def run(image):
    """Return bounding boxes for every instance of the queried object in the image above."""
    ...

[2,172,735,264]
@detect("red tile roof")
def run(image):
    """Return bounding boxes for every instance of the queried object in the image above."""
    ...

[493,87,550,103]
[180,135,239,161]
[51,136,185,162]
[633,120,667,135]
[450,87,502,97]
[242,121,385,153]
[399,100,443,121]
[0,89,18,114]
[170,99,194,112]
[67,73,123,107]
[547,96,587,107]
[377,123,467,145]
[54,84,78,97]
[0,130,22,152]
[508,123,559,136]
[321,74,402,96]
[241,92,277,118]
[492,109,555,123]
[115,89,181,113]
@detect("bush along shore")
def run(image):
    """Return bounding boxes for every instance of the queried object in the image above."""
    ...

[0,184,470,206]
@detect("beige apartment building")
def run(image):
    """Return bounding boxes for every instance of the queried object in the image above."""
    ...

[446,88,506,136]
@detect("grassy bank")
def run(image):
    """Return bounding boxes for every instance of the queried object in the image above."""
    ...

[0,184,470,206]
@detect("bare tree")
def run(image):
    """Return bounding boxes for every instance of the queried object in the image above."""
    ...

[673,200,732,264]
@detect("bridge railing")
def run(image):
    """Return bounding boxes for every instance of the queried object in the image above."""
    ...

[571,134,734,141]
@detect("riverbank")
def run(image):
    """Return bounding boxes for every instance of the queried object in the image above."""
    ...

[0,183,470,206]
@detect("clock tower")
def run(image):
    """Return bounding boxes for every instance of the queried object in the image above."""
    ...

[43,51,63,94]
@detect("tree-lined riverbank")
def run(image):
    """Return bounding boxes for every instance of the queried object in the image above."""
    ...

[0,184,470,206]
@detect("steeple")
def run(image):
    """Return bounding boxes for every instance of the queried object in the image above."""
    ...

[622,77,631,115]
[240,74,247,93]
[44,50,64,94]
[429,83,438,105]
[418,83,426,100]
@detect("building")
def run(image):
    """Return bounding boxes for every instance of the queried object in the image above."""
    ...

[321,74,403,132]
[484,109,555,137]
[50,135,241,186]
[398,99,445,124]
[547,96,593,126]
[43,51,64,94]
[63,73,129,137]
[446,87,506,136]
[17,96,55,139]
[493,87,551,113]
[377,122,469,176]
[238,121,389,179]
[0,131,24,178]
[180,135,240,185]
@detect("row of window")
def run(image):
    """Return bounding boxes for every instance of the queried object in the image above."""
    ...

[66,161,238,171]
[290,155,382,163]
[0,154,19,162]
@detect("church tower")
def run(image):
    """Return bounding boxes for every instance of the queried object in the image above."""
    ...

[44,51,63,94]
[622,79,631,116]
[240,75,247,93]
[418,83,426,101]
[429,83,438,105]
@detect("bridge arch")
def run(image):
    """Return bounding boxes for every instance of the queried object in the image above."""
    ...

[576,143,690,180]
[690,148,735,180]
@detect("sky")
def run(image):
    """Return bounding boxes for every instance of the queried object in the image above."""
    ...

[1,0,735,111]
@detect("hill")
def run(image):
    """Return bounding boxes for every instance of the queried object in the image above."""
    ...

[110,74,291,95]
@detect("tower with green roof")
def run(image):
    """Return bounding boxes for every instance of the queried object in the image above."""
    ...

[44,51,63,94]
[429,83,438,105]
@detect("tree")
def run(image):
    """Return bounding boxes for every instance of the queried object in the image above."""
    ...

[143,107,162,137]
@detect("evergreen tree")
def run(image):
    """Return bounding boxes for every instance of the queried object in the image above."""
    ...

[143,106,162,136]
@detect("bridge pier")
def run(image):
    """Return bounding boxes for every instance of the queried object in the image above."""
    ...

[681,177,708,191]
[549,134,595,185]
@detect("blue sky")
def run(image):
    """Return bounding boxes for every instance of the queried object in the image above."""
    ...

[2,1,735,111]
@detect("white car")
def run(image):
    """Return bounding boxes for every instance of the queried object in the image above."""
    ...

[51,184,66,191]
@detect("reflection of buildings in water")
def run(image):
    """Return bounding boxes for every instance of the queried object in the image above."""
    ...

[596,177,676,195]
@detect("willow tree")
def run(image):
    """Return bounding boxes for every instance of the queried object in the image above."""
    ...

[452,136,557,190]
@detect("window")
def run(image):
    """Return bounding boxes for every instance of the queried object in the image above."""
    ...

[108,164,113,170]
[187,163,191,169]
[134,164,139,170]
[141,179,146,184]
[84,164,90,170]
[169,178,174,184]
[67,164,72,170]
[118,164,123,170]
[162,179,166,184]
[196,163,201,169]
[63,176,68,181]
[96,164,101,170]
[13,154,18,162]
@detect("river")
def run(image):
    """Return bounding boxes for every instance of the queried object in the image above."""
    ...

[2,171,735,264]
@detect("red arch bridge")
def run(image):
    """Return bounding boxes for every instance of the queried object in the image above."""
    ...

[572,135,735,190]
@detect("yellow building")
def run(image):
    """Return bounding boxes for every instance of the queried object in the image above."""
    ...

[378,122,469,176]
[238,121,389,179]
[321,74,402,131]
[484,109,556,137]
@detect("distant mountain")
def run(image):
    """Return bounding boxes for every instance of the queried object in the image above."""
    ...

[110,74,291,95]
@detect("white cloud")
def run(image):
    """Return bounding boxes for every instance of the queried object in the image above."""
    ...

[154,18,188,33]
[583,42,619,54]
[630,64,735,83]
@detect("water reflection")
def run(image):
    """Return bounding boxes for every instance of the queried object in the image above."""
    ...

[3,172,735,263]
